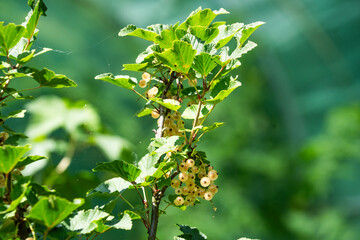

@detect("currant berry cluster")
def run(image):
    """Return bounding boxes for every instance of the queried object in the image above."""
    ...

[171,158,218,207]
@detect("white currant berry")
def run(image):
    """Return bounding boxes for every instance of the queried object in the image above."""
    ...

[179,172,188,182]
[175,188,182,195]
[187,173,195,181]
[208,184,219,194]
[179,162,188,172]
[208,170,218,181]
[174,196,184,206]
[185,159,195,168]
[196,188,205,198]
[200,177,211,187]
[181,186,190,195]
[151,109,160,119]
[171,179,180,188]
[203,191,213,201]
[207,165,214,171]
[191,166,199,174]
[142,72,151,81]
[197,171,206,179]
[185,180,195,189]
[139,79,147,88]
[147,86,158,98]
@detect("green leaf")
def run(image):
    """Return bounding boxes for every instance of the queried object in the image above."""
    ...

[28,0,47,16]
[95,73,137,89]
[208,76,241,104]
[16,50,35,64]
[147,24,170,34]
[31,68,76,88]
[119,24,158,42]
[0,179,31,214]
[0,109,27,120]
[122,63,149,72]
[124,210,141,220]
[137,108,153,117]
[192,53,217,77]
[230,41,257,59]
[211,23,244,49]
[15,155,46,169]
[151,98,181,111]
[182,103,213,119]
[0,22,26,55]
[109,213,132,230]
[26,196,84,229]
[63,207,110,234]
[201,122,224,132]
[236,21,265,47]
[179,8,229,29]
[23,1,43,41]
[189,26,219,44]
[137,153,160,180]
[154,26,177,49]
[0,61,10,69]
[0,145,31,174]
[88,177,131,196]
[154,40,196,74]
[93,160,141,183]
[175,224,207,240]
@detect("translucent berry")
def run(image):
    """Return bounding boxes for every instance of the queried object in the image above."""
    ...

[175,188,182,195]
[191,166,199,174]
[171,179,180,188]
[174,196,184,206]
[188,173,195,181]
[196,188,205,198]
[142,72,151,81]
[179,172,188,182]
[185,159,195,168]
[208,170,218,180]
[207,165,214,171]
[203,192,213,201]
[208,184,219,194]
[151,109,160,119]
[200,177,211,187]
[181,186,190,195]
[186,180,195,189]
[139,79,147,88]
[179,162,188,172]
[197,171,206,179]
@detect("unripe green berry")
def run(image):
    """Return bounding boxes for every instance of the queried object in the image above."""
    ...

[179,172,188,182]
[200,177,211,187]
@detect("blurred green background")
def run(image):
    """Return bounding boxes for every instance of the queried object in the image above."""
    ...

[1,0,360,239]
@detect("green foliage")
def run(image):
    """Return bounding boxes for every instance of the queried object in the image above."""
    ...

[96,6,263,240]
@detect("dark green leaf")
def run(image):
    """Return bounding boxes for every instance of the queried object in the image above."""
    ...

[0,145,31,174]
[26,196,84,229]
[176,224,207,240]
[95,73,136,89]
[93,160,141,182]
[0,61,10,69]
[0,22,26,55]
[119,24,158,42]
[31,68,76,88]
[208,76,241,104]
[154,40,196,74]
[0,179,31,214]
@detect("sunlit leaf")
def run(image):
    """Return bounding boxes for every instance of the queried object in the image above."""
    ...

[154,40,196,74]
[31,68,76,88]
[208,76,241,104]
[189,26,219,44]
[15,155,46,169]
[0,22,26,55]
[175,224,207,240]
[137,107,153,117]
[119,24,158,42]
[151,98,181,111]
[27,196,84,229]
[155,26,177,49]
[0,145,31,174]
[179,7,229,29]
[88,177,131,196]
[0,179,31,214]
[95,73,137,89]
[211,23,244,49]
[93,160,141,182]
[192,53,217,77]
[236,21,265,47]
[201,122,224,132]
[123,63,149,72]
[182,103,213,119]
